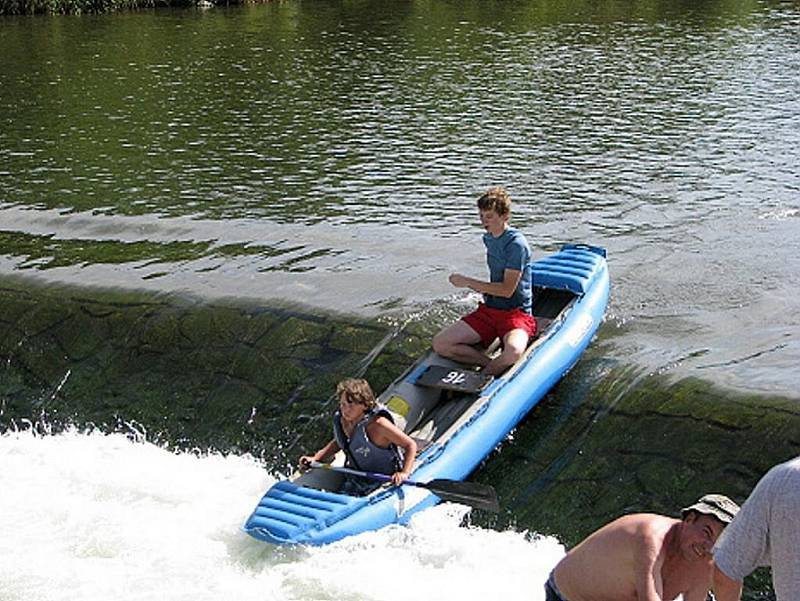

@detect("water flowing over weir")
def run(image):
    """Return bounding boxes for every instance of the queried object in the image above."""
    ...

[0,279,426,465]
[1,427,566,601]
[2,280,798,546]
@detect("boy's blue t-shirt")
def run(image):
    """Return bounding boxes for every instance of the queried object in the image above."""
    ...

[482,227,532,313]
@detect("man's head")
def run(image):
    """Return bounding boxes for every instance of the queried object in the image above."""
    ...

[477,187,512,236]
[678,494,740,562]
[681,494,740,526]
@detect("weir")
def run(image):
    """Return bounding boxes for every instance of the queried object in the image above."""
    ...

[2,278,798,557]
[0,278,427,465]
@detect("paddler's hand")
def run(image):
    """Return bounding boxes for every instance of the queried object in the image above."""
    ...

[391,470,410,486]
[299,456,314,471]
[449,273,469,288]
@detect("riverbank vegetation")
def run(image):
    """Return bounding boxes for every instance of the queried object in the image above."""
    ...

[0,0,238,15]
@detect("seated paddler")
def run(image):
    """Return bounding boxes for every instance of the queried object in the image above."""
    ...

[299,378,417,495]
[432,186,537,376]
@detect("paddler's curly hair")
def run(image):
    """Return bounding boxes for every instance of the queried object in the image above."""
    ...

[336,378,377,409]
[477,186,512,217]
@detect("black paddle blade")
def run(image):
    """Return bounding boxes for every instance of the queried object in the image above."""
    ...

[421,479,500,513]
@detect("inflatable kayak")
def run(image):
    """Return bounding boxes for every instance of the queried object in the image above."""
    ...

[244,243,610,545]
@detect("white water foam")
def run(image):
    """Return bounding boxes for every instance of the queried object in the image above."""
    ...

[0,429,564,601]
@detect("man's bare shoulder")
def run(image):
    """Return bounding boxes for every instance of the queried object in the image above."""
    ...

[595,513,677,538]
[554,514,682,601]
[559,514,676,571]
[613,513,677,526]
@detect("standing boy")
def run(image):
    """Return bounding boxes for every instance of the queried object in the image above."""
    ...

[432,186,536,376]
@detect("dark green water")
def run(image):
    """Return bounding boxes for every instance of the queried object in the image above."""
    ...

[2,1,799,598]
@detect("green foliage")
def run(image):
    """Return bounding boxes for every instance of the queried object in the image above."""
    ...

[0,0,238,15]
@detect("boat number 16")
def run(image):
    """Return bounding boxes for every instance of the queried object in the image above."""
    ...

[441,371,466,385]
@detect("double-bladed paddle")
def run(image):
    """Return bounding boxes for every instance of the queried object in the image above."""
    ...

[305,460,500,512]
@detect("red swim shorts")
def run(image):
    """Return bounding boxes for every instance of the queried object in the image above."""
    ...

[461,303,537,347]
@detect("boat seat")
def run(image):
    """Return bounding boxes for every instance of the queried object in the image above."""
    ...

[380,353,491,435]
[409,394,476,443]
[415,364,493,394]
[381,376,442,434]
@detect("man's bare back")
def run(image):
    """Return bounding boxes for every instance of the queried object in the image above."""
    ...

[551,512,727,601]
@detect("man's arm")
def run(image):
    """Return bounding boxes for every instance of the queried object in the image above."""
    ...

[634,530,667,601]
[449,268,522,298]
[712,564,743,601]
[682,569,716,601]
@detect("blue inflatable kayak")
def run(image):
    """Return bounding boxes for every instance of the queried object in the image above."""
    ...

[244,243,610,545]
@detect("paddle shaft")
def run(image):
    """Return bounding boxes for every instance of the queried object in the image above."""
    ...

[305,460,500,512]
[307,460,407,485]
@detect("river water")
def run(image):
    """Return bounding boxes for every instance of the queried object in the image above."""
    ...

[1,1,799,600]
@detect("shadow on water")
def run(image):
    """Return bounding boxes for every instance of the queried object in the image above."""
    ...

[1,280,796,600]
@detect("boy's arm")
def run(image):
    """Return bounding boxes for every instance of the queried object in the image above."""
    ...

[369,417,417,484]
[300,439,340,466]
[450,268,522,298]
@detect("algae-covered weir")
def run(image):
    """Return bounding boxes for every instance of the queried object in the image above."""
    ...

[1,0,800,600]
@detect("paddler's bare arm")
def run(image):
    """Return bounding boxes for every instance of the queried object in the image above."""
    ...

[449,268,522,298]
[368,416,417,485]
[299,439,340,467]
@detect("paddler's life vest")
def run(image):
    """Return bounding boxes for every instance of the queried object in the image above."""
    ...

[333,406,403,475]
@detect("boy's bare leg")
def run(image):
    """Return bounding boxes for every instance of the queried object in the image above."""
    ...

[481,328,528,376]
[432,320,489,369]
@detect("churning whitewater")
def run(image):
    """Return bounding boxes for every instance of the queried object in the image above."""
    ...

[0,428,563,601]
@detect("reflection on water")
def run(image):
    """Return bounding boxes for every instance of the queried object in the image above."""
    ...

[1,1,798,225]
[0,0,799,392]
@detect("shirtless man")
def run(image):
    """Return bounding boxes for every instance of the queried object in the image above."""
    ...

[547,494,740,601]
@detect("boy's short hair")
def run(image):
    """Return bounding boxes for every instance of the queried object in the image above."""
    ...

[477,186,512,217]
[336,378,377,409]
